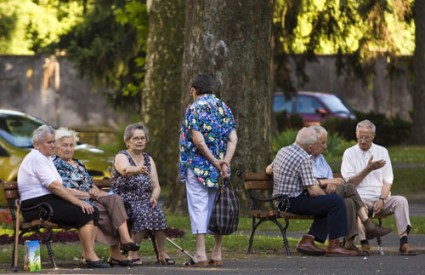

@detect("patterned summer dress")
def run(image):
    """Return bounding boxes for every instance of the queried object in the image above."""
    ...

[111,150,167,233]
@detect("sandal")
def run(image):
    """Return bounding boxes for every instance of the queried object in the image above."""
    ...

[129,258,143,265]
[120,242,140,254]
[159,258,175,265]
[183,259,208,268]
[208,259,223,266]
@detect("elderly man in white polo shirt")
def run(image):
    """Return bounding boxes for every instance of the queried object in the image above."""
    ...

[341,119,416,255]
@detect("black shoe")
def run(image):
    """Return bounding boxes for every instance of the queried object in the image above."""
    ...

[108,257,133,267]
[84,260,110,268]
[120,242,140,254]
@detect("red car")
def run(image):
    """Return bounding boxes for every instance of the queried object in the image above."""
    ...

[273,91,356,126]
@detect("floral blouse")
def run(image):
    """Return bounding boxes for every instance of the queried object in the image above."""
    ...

[53,156,94,204]
[179,94,236,188]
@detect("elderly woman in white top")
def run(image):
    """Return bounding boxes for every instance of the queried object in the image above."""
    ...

[17,125,109,268]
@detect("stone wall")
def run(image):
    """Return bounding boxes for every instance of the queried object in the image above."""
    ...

[0,54,132,144]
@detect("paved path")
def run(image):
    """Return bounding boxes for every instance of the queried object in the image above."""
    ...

[6,253,425,274]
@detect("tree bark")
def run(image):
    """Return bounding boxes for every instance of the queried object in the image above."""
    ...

[166,0,275,213]
[141,0,185,196]
[412,1,425,144]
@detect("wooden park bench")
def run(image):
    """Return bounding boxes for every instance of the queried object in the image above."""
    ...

[242,172,391,256]
[2,178,158,271]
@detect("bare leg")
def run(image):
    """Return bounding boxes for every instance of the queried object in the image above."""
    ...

[154,230,171,259]
[128,231,146,261]
[358,206,369,222]
[78,221,99,261]
[210,234,222,261]
[109,244,128,260]
[117,222,133,244]
[193,234,208,262]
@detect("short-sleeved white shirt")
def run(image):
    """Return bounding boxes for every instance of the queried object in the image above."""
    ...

[17,149,62,201]
[341,143,393,201]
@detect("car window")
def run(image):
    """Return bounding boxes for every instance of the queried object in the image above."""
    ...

[319,95,351,113]
[295,96,323,114]
[0,114,43,148]
[273,94,292,113]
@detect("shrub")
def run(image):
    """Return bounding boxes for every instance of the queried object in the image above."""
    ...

[321,111,412,147]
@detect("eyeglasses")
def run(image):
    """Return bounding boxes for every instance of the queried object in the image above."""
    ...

[132,136,146,142]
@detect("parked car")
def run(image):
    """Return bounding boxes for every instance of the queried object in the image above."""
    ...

[273,91,356,126]
[0,109,114,207]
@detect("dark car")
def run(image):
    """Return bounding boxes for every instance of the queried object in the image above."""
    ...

[273,91,356,126]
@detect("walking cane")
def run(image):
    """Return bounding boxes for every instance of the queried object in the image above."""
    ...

[13,200,20,272]
[166,237,194,260]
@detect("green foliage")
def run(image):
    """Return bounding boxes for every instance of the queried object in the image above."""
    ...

[274,0,415,90]
[0,0,84,54]
[275,111,304,132]
[321,111,412,147]
[271,128,297,154]
[53,0,149,111]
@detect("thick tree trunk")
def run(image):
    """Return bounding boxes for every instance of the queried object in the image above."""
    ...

[142,0,185,194]
[166,0,274,213]
[412,1,425,144]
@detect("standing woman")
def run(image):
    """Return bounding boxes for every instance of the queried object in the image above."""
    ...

[179,74,238,267]
[111,123,174,265]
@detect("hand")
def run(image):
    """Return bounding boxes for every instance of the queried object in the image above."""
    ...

[79,201,94,214]
[367,156,386,171]
[138,165,150,175]
[373,199,384,214]
[325,182,336,194]
[220,162,230,179]
[150,197,157,208]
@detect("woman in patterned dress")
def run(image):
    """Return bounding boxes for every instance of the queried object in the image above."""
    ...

[53,127,139,267]
[179,74,238,267]
[111,123,174,265]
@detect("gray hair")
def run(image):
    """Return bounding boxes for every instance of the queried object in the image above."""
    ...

[55,127,79,146]
[356,120,376,133]
[295,127,319,146]
[32,125,55,145]
[309,125,327,136]
[123,122,149,142]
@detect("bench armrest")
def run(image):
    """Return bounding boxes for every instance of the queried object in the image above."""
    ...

[249,193,290,212]
[22,202,54,221]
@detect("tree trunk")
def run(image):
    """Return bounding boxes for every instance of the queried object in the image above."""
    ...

[412,1,425,144]
[141,0,185,194]
[167,0,275,213]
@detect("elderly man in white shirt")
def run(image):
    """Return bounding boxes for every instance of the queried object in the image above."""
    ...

[341,119,416,255]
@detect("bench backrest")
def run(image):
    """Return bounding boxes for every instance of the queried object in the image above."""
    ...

[242,172,274,191]
[2,179,112,203]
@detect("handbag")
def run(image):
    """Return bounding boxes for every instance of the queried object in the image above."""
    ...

[208,177,239,235]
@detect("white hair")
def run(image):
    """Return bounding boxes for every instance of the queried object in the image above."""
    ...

[55,127,79,145]
[356,120,376,133]
[296,127,319,146]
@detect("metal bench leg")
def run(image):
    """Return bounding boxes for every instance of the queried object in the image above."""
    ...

[270,218,291,256]
[247,217,263,255]
[45,240,58,269]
